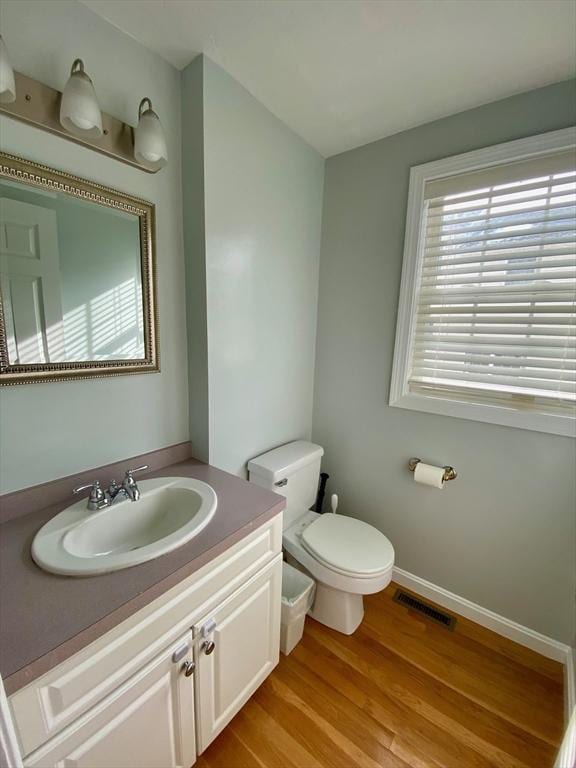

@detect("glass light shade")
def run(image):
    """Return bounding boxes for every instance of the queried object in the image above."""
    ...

[0,35,16,104]
[60,59,102,139]
[134,98,168,171]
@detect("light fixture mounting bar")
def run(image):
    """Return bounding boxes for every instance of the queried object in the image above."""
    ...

[0,71,159,174]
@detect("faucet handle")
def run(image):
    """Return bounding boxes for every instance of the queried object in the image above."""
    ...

[73,480,107,510]
[122,465,148,503]
[124,465,149,481]
[73,480,101,495]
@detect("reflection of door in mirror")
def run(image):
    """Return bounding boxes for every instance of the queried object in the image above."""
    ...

[0,198,65,364]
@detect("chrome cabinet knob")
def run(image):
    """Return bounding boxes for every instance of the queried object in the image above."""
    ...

[182,660,195,677]
[202,640,215,655]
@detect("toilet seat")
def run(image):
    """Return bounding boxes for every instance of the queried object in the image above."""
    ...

[300,514,394,579]
[283,509,394,615]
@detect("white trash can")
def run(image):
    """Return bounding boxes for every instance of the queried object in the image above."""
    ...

[280,561,316,655]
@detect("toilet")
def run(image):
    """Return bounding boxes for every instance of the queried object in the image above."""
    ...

[248,441,395,635]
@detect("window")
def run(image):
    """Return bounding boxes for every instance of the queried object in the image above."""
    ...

[390,128,576,436]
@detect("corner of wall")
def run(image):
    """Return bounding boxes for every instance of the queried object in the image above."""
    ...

[181,55,210,462]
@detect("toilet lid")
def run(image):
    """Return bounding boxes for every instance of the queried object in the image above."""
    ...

[301,514,394,577]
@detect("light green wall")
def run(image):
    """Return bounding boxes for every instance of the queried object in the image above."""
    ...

[182,56,324,477]
[0,0,189,493]
[313,79,576,643]
[0,5,323,492]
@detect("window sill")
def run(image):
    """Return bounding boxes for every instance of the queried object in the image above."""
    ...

[389,391,576,438]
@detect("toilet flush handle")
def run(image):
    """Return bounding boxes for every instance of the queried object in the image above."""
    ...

[275,478,288,487]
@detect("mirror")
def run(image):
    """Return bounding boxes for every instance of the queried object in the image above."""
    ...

[0,153,158,384]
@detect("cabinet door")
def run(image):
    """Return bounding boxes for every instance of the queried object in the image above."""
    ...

[194,554,282,753]
[24,633,196,768]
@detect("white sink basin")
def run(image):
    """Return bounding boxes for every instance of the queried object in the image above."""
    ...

[32,477,218,576]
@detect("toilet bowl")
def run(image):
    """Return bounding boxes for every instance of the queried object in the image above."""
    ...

[283,510,394,634]
[248,440,395,635]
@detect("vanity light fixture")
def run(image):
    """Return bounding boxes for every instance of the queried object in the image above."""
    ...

[0,35,16,103]
[134,97,168,170]
[59,58,102,139]
[0,41,165,173]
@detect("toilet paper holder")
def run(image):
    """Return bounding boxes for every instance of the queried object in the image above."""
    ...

[408,458,457,482]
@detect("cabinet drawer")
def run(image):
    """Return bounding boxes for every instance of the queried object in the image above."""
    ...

[23,632,196,768]
[11,513,282,756]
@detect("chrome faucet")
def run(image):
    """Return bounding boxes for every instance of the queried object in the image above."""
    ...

[73,465,149,510]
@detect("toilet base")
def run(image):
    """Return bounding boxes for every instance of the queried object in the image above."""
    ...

[308,581,364,635]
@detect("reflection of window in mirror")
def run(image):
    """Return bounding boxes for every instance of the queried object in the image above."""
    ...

[0,179,144,365]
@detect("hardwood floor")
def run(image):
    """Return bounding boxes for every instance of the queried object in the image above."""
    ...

[196,583,565,768]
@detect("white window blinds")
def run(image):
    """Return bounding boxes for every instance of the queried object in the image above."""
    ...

[408,149,576,411]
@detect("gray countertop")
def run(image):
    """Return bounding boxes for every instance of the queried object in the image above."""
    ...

[0,458,285,694]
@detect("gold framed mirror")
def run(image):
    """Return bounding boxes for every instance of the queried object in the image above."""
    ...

[0,153,159,385]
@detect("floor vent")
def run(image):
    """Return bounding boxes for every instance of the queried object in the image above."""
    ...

[393,589,456,630]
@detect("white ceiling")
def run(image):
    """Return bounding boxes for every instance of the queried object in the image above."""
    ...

[81,0,576,157]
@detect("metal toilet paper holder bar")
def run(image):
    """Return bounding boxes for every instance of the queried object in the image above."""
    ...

[408,458,457,482]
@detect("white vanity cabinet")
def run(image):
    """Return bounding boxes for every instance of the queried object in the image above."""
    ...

[23,633,197,768]
[194,556,281,752]
[9,514,282,768]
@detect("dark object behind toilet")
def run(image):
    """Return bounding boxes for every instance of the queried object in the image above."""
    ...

[313,472,330,513]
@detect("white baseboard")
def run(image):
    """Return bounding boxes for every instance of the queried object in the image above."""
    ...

[555,705,576,768]
[566,647,576,719]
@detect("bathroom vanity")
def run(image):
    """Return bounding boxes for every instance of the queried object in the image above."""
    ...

[0,452,285,768]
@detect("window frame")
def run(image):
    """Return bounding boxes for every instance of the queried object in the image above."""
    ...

[390,127,576,437]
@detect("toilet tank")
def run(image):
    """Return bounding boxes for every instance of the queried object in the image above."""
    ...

[248,441,324,529]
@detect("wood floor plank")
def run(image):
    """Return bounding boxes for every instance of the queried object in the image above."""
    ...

[370,591,562,706]
[355,624,557,767]
[253,672,381,768]
[229,700,313,768]
[388,736,445,768]
[296,631,504,768]
[374,588,564,694]
[306,623,553,768]
[198,726,264,768]
[195,582,564,768]
[269,664,408,768]
[362,591,563,743]
[360,628,555,768]
[377,588,564,683]
[275,653,396,755]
